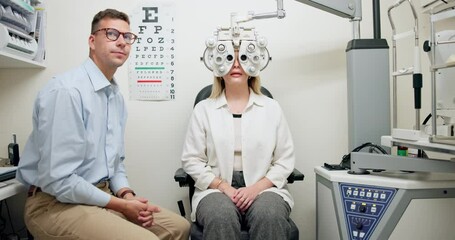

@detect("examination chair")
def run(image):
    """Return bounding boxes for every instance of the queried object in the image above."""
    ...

[174,84,305,240]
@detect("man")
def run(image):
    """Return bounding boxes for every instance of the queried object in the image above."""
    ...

[16,9,190,239]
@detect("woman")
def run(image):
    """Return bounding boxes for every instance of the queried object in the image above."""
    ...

[181,49,295,240]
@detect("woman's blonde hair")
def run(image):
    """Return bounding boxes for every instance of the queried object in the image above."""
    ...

[209,75,262,98]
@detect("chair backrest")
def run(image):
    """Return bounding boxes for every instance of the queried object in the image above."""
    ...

[194,84,273,107]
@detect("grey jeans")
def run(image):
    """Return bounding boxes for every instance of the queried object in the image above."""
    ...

[196,171,291,240]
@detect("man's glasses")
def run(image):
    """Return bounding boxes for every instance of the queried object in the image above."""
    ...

[92,28,138,45]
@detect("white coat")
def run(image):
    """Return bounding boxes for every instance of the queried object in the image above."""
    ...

[181,90,296,221]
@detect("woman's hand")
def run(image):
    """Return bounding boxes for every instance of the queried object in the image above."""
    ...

[233,177,274,212]
[233,186,261,212]
[219,182,237,199]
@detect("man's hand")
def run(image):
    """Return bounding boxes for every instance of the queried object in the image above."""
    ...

[137,201,161,228]
[106,196,160,228]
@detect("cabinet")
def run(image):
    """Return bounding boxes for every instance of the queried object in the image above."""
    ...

[0,0,45,68]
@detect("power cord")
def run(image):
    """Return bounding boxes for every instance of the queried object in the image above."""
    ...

[324,142,388,170]
[340,142,388,169]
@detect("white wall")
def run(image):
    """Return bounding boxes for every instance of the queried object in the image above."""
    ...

[0,0,441,239]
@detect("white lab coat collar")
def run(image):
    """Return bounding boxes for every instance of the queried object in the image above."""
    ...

[214,88,266,110]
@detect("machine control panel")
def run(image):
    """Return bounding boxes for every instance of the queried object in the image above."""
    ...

[340,183,396,239]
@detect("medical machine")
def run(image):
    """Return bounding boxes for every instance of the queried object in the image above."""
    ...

[0,1,39,59]
[429,29,455,137]
[388,0,422,133]
[293,1,455,175]
[294,0,362,34]
[0,23,37,59]
[388,0,455,143]
[316,166,455,240]
[201,25,270,77]
[346,0,455,175]
[288,1,455,239]
[295,1,391,151]
[421,0,455,12]
[200,0,287,77]
[425,0,455,145]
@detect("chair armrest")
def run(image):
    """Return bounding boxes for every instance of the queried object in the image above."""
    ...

[175,167,304,186]
[174,168,194,187]
[287,168,305,184]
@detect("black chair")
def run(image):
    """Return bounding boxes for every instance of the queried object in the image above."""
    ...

[175,85,304,240]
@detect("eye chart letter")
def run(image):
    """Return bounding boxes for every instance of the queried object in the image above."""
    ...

[129,1,176,101]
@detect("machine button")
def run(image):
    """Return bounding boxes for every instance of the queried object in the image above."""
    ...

[353,190,359,196]
[353,230,359,237]
[366,192,372,198]
[373,192,379,198]
[360,232,366,238]
[360,191,365,197]
[356,222,364,230]
[371,206,377,213]
[350,204,356,210]
[359,205,367,213]
[380,193,386,199]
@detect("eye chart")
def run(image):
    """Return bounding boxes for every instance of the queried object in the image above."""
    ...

[129,1,176,101]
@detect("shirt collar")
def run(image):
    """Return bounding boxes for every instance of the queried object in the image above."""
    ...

[214,88,265,110]
[83,58,120,94]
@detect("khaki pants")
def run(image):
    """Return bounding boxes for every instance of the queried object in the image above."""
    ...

[24,184,190,240]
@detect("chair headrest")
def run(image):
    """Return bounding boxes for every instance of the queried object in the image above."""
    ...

[194,85,273,107]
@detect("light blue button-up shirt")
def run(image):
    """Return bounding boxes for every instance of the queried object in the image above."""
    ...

[16,58,130,207]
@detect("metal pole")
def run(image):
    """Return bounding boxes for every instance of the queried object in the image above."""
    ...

[373,0,381,39]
